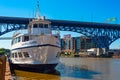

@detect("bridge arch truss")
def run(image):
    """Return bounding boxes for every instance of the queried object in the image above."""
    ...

[52,22,120,49]
[0,16,120,50]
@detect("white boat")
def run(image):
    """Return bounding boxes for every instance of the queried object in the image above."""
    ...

[9,1,61,73]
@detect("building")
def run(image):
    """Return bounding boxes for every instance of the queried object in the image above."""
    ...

[61,36,96,53]
[80,36,96,51]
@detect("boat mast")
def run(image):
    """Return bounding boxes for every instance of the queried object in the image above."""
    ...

[36,0,40,19]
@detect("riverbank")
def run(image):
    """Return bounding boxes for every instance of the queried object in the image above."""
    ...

[60,52,120,58]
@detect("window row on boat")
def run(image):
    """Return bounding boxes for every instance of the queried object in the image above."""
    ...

[12,35,30,45]
[31,23,49,28]
[11,52,30,58]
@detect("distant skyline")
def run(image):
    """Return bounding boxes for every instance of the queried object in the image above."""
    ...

[0,0,120,49]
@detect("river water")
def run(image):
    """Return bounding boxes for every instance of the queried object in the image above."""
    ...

[13,58,120,80]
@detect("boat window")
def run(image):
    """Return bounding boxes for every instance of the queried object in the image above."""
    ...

[12,53,14,58]
[14,38,17,44]
[11,40,14,45]
[24,36,29,42]
[54,35,58,38]
[16,37,19,43]
[44,24,48,28]
[18,36,21,42]
[15,53,17,58]
[23,52,29,58]
[18,52,22,58]
[12,38,16,44]
[12,36,21,45]
[39,24,43,28]
[33,24,38,28]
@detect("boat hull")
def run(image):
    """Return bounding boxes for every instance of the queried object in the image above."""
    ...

[10,63,58,73]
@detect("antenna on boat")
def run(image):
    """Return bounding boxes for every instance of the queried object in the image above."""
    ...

[36,0,41,20]
[32,9,35,19]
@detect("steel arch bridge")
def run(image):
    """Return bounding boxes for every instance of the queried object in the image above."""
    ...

[0,16,120,50]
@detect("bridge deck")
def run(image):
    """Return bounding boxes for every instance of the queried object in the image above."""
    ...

[0,16,120,29]
[0,16,120,49]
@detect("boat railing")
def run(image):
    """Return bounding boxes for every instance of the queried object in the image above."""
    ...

[53,30,60,35]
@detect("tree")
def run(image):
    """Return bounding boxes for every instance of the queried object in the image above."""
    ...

[0,48,6,55]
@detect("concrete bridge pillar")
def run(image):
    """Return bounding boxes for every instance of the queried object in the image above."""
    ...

[96,48,107,56]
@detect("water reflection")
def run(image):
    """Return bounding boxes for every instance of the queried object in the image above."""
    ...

[58,58,120,80]
[13,70,60,80]
[56,62,100,80]
[12,58,120,80]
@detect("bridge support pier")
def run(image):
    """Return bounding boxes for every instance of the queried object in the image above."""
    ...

[92,36,110,55]
[96,48,107,56]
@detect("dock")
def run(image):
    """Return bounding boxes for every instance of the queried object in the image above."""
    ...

[0,55,12,80]
[5,61,12,80]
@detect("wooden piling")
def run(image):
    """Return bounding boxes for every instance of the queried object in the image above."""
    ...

[0,55,12,80]
[0,55,6,80]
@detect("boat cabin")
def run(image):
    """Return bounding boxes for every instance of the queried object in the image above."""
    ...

[28,17,51,35]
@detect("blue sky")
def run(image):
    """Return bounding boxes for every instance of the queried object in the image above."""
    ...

[0,0,120,49]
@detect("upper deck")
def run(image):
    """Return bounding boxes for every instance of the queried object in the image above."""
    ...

[28,16,52,35]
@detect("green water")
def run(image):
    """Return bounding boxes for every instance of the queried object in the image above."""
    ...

[13,58,120,80]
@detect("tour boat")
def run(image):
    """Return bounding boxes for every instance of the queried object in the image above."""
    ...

[9,1,61,73]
